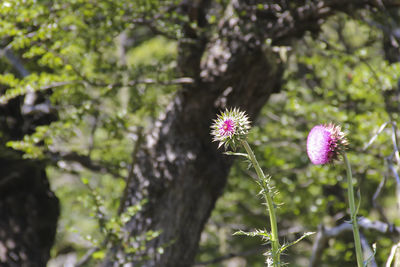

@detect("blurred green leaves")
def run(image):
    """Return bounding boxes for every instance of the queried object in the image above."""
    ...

[198,14,400,267]
[2,1,400,266]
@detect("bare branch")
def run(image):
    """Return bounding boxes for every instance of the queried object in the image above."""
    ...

[47,151,124,179]
[1,46,29,77]
[0,46,57,115]
[310,218,400,267]
[0,81,77,106]
[360,232,377,267]
[391,122,400,165]
[75,247,100,267]
[364,122,389,150]
[126,77,194,86]
[372,170,390,224]
[88,112,99,156]
[386,242,400,267]
[387,159,400,210]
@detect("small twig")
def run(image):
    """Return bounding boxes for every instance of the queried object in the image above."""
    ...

[1,45,29,77]
[310,223,344,267]
[47,151,124,179]
[372,169,390,224]
[0,81,80,105]
[390,122,400,165]
[75,246,100,267]
[360,232,377,267]
[385,242,400,267]
[88,112,100,157]
[363,122,389,150]
[126,77,194,86]
[307,227,331,267]
[387,159,400,210]
[70,77,194,93]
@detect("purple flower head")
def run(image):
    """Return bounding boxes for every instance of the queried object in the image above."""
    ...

[211,108,251,150]
[307,123,347,165]
[219,118,235,137]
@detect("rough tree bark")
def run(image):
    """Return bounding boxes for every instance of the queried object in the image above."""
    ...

[112,1,400,267]
[0,155,59,267]
[0,50,60,266]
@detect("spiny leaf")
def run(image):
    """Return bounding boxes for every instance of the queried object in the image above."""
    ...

[223,151,250,159]
[279,232,315,254]
[233,229,271,242]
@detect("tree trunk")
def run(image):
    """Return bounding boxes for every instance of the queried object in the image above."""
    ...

[125,53,282,267]
[111,1,400,266]
[121,55,283,267]
[0,157,59,267]
[112,2,284,266]
[0,94,59,265]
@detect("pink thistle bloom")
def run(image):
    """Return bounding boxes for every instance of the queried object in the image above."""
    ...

[211,108,251,150]
[307,124,347,165]
[219,119,235,137]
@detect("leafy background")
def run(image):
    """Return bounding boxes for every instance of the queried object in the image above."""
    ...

[0,1,399,266]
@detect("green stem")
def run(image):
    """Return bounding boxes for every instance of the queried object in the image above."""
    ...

[242,140,280,266]
[342,152,364,267]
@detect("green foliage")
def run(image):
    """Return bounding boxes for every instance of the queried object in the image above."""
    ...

[223,140,314,266]
[198,14,400,267]
[1,0,181,265]
[1,1,400,266]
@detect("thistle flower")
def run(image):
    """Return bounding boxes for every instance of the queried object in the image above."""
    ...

[307,123,347,165]
[211,108,251,150]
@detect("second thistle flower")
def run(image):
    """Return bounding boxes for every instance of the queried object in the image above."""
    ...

[306,123,348,165]
[211,108,251,150]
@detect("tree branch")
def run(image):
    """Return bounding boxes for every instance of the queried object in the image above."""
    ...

[387,158,400,210]
[372,170,390,224]
[126,77,194,86]
[75,247,100,267]
[47,151,124,179]
[1,46,29,77]
[360,232,377,267]
[237,0,400,45]
[309,218,400,267]
[386,242,400,267]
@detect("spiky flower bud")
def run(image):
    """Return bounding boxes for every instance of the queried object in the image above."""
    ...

[211,108,251,150]
[307,123,348,165]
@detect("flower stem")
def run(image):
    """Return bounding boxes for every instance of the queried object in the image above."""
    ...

[342,152,363,267]
[241,140,280,266]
